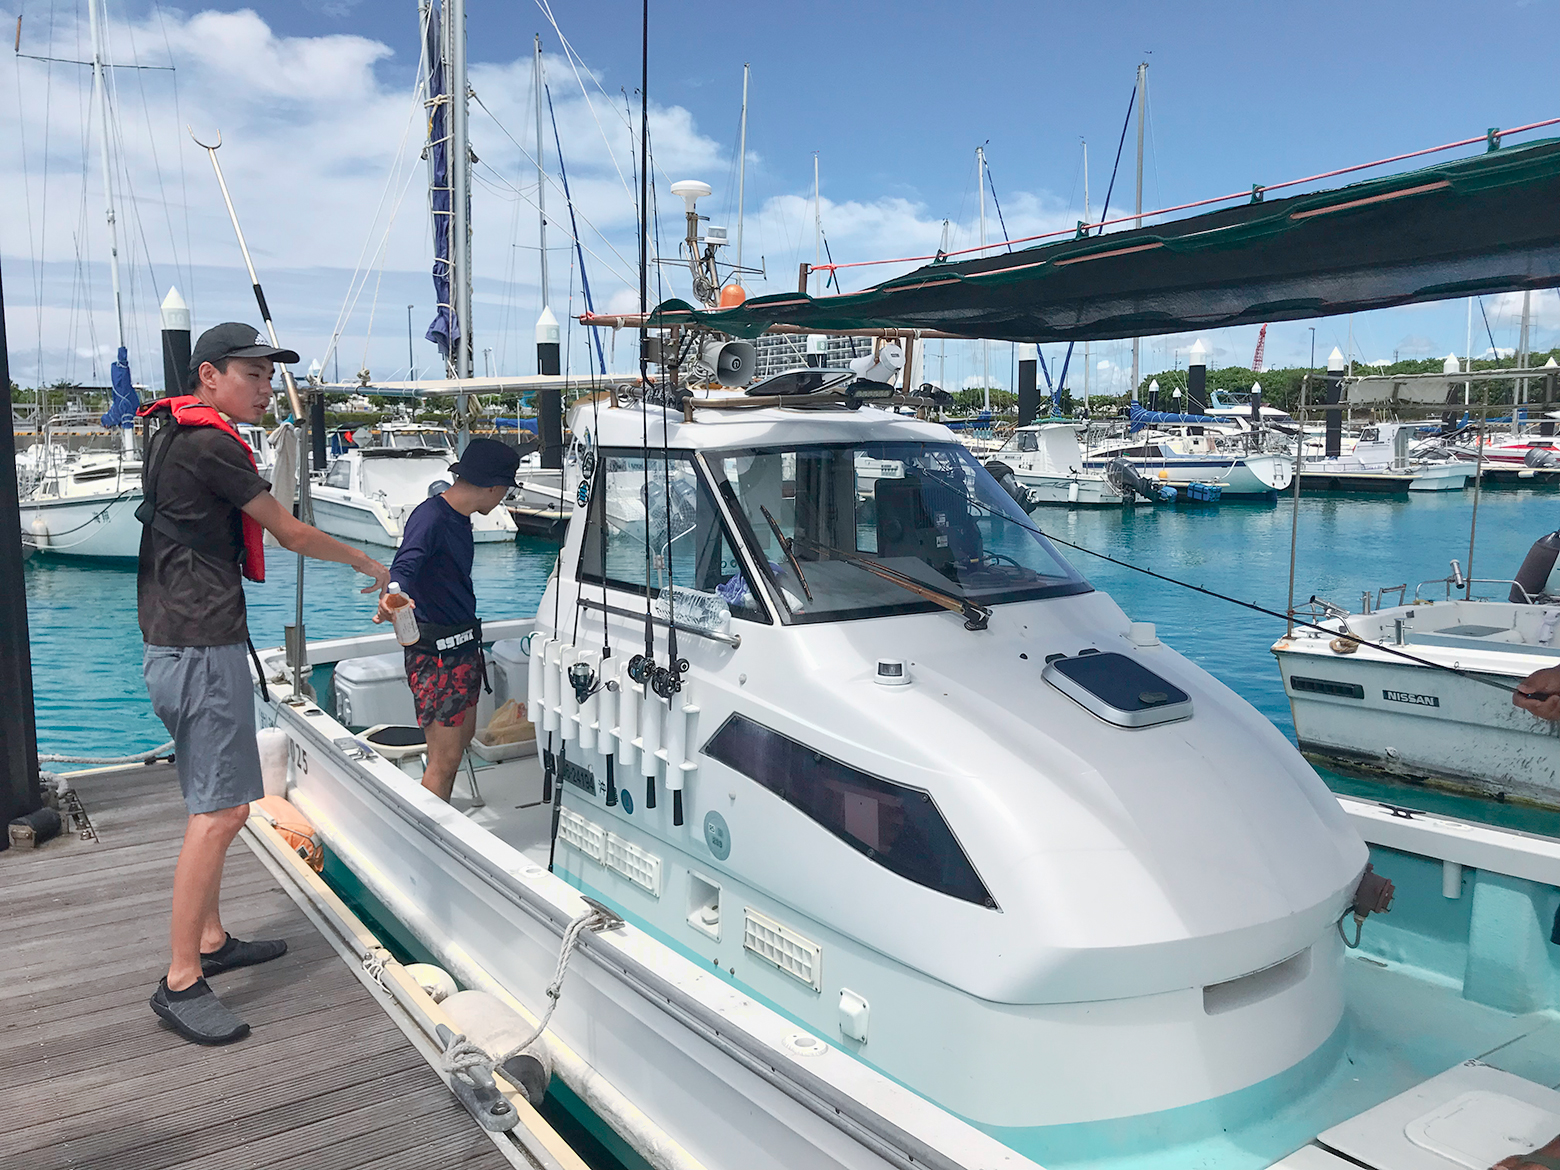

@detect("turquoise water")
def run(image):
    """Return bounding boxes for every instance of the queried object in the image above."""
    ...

[23,488,1560,826]
[25,535,558,758]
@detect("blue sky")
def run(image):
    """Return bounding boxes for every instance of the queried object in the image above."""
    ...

[5,0,1560,393]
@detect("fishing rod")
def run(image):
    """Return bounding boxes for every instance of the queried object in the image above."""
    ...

[190,127,314,701]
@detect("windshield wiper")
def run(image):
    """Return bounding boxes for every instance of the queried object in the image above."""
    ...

[759,505,813,602]
[792,534,991,632]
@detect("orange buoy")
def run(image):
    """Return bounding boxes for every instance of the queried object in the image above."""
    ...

[719,283,747,308]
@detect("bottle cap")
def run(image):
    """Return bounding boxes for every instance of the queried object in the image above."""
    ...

[387,582,402,594]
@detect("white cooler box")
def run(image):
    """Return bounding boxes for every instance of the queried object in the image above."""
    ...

[488,638,533,709]
[334,650,497,730]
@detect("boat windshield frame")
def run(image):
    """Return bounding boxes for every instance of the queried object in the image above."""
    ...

[702,439,1091,626]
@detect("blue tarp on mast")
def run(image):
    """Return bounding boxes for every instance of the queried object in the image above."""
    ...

[1128,401,1221,433]
[424,1,458,360]
[99,346,137,428]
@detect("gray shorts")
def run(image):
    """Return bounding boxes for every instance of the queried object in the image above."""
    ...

[144,642,264,815]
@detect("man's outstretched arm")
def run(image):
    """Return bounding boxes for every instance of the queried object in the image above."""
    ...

[242,492,390,594]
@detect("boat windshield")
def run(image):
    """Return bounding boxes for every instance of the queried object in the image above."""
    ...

[708,441,1090,623]
[383,430,452,450]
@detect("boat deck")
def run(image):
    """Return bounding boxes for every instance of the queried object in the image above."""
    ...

[0,763,514,1170]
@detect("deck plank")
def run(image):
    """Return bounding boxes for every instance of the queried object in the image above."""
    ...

[0,764,511,1170]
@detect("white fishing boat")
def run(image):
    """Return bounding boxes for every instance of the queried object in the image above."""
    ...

[1300,423,1474,493]
[986,422,1153,506]
[1084,428,1295,496]
[1275,532,1560,806]
[312,422,516,547]
[248,84,1560,1170]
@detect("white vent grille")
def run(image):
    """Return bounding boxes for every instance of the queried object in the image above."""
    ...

[556,808,605,862]
[604,833,662,897]
[743,908,822,991]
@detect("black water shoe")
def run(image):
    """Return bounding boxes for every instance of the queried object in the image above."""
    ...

[150,977,250,1045]
[201,933,288,977]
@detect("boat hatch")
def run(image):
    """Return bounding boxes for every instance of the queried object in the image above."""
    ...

[1043,651,1192,727]
[1319,1061,1560,1170]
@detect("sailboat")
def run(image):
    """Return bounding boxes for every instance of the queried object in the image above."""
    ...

[16,0,149,562]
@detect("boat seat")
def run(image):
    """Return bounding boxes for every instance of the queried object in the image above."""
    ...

[360,724,485,808]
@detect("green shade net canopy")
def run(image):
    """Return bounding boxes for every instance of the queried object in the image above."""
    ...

[648,139,1560,344]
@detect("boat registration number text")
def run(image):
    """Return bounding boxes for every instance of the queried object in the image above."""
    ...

[1383,689,1439,707]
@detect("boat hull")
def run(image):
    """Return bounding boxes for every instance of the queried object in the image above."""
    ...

[1083,454,1291,496]
[311,492,518,547]
[1275,626,1560,807]
[1013,473,1147,507]
[18,491,143,561]
[265,690,1031,1170]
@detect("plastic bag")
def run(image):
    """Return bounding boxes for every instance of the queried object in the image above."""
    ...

[483,699,536,745]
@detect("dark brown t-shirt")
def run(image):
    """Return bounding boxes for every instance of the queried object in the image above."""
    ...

[137,427,271,647]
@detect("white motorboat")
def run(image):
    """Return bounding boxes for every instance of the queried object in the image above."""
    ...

[312,422,517,547]
[18,420,143,562]
[1299,423,1474,493]
[1084,427,1295,496]
[1275,532,1560,806]
[245,385,1489,1170]
[986,422,1152,506]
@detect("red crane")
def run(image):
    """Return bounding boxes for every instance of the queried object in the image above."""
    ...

[1251,323,1268,372]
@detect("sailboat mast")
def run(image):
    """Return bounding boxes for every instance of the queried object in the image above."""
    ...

[978,145,988,412]
[86,0,125,353]
[1519,289,1532,424]
[534,35,549,312]
[736,63,749,276]
[1082,138,1090,409]
[448,0,472,382]
[1130,62,1145,400]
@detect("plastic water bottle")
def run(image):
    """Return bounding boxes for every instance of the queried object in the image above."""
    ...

[385,582,420,647]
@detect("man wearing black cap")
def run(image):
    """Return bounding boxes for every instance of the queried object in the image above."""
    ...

[374,437,520,801]
[138,323,390,1045]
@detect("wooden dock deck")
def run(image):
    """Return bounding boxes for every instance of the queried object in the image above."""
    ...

[0,763,515,1170]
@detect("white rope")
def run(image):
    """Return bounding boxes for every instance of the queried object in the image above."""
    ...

[39,740,173,764]
[439,905,613,1089]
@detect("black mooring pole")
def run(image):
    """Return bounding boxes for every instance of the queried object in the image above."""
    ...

[0,258,44,845]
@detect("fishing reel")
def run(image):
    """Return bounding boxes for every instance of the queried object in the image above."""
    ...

[649,659,689,700]
[568,661,596,705]
[627,654,653,685]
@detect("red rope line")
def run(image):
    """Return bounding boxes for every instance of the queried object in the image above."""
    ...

[810,117,1560,276]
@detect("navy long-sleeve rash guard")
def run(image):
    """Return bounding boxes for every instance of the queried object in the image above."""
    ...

[389,495,476,627]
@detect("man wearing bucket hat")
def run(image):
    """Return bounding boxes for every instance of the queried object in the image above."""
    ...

[138,322,390,1045]
[375,437,520,800]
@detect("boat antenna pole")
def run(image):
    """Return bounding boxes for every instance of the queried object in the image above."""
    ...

[534,33,549,316]
[190,128,313,701]
[736,63,748,275]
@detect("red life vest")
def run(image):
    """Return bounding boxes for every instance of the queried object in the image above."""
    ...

[137,395,267,583]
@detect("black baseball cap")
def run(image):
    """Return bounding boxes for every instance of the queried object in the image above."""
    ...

[448,438,521,488]
[188,322,300,385]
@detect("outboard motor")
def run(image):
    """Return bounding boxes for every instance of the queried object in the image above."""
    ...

[1512,529,1560,603]
[1106,457,1177,503]
[984,460,1038,513]
[1524,446,1559,469]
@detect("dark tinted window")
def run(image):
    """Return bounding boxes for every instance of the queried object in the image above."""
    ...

[702,714,994,908]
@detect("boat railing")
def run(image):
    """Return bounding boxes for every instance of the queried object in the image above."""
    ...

[1412,576,1534,604]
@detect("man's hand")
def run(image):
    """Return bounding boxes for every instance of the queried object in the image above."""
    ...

[1514,666,1560,722]
[355,553,391,596]
[373,591,413,624]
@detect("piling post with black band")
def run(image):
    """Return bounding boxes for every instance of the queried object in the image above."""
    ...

[1324,347,1346,458]
[537,308,563,470]
[160,287,191,394]
[1017,345,1040,426]
[0,259,44,842]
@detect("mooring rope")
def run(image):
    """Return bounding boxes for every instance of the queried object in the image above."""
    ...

[439,904,615,1090]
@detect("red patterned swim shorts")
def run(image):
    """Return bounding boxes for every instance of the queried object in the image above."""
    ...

[404,647,484,727]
